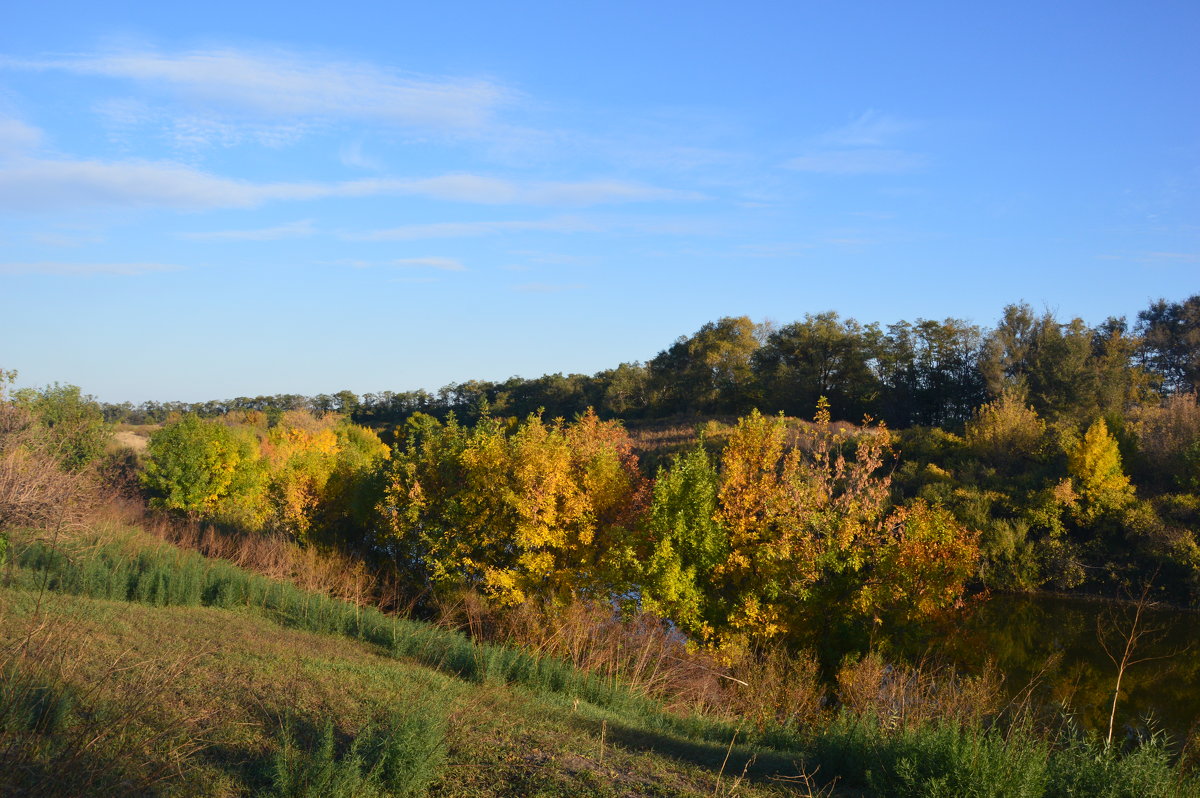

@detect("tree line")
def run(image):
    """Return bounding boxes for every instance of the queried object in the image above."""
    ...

[101,296,1198,432]
[7,293,1198,654]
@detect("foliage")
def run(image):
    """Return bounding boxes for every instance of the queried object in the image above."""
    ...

[141,411,388,542]
[1137,294,1200,394]
[268,712,445,798]
[964,389,1046,467]
[639,442,728,642]
[142,414,246,515]
[1131,392,1200,490]
[861,500,980,622]
[376,409,648,605]
[1067,418,1134,524]
[12,382,111,472]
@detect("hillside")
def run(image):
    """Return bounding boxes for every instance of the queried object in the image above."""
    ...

[0,525,820,798]
[5,520,1197,797]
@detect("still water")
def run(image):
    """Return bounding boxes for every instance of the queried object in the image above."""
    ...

[909,594,1200,742]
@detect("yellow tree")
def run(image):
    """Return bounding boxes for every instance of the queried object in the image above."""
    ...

[1068,418,1135,524]
[712,402,895,646]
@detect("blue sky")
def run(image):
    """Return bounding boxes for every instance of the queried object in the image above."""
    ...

[2,1,1197,403]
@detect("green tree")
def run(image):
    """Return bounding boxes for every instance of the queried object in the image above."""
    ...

[13,383,111,471]
[752,312,882,420]
[1137,294,1200,394]
[640,442,729,642]
[142,415,245,515]
[649,316,762,414]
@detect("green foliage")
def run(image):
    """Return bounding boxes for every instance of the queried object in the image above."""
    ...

[640,442,729,641]
[12,382,111,471]
[268,711,445,798]
[1044,731,1183,798]
[1137,294,1200,395]
[752,312,883,420]
[648,315,762,414]
[864,722,1049,798]
[142,414,245,514]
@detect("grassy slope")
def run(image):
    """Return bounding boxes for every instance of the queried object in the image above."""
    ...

[5,523,1196,798]
[0,534,807,798]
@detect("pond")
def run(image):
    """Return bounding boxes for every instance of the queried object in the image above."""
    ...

[905,593,1200,743]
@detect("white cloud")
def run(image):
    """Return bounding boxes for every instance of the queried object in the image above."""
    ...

[513,282,584,293]
[339,141,381,170]
[785,149,926,175]
[0,158,277,210]
[180,220,315,241]
[30,232,105,247]
[352,175,702,205]
[0,261,180,275]
[0,157,696,212]
[0,118,42,158]
[392,257,466,271]
[11,48,512,133]
[352,217,598,241]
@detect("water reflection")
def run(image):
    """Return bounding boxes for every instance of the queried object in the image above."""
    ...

[911,595,1200,742]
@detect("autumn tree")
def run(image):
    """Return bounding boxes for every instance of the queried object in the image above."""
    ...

[964,389,1046,468]
[1068,418,1135,524]
[376,410,647,605]
[858,500,980,623]
[704,403,900,646]
[1131,393,1200,490]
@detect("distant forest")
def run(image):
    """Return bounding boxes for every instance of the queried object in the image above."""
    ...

[103,295,1198,431]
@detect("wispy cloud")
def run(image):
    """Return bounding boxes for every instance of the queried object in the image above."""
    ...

[1100,251,1199,264]
[9,47,512,134]
[820,110,918,147]
[513,281,584,293]
[180,220,315,241]
[785,149,926,175]
[30,231,105,247]
[0,261,180,275]
[339,140,381,170]
[786,110,926,175]
[0,158,697,212]
[392,257,465,271]
[351,216,597,241]
[374,174,703,205]
[0,117,42,158]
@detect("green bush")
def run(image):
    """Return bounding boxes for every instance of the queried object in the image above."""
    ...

[267,710,446,798]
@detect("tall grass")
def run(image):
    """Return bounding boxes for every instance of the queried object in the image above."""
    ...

[268,711,445,798]
[8,532,698,730]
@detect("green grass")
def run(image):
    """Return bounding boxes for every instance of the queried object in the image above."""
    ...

[3,524,1198,797]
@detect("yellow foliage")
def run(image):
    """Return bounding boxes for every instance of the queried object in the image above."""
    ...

[1067,418,1134,523]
